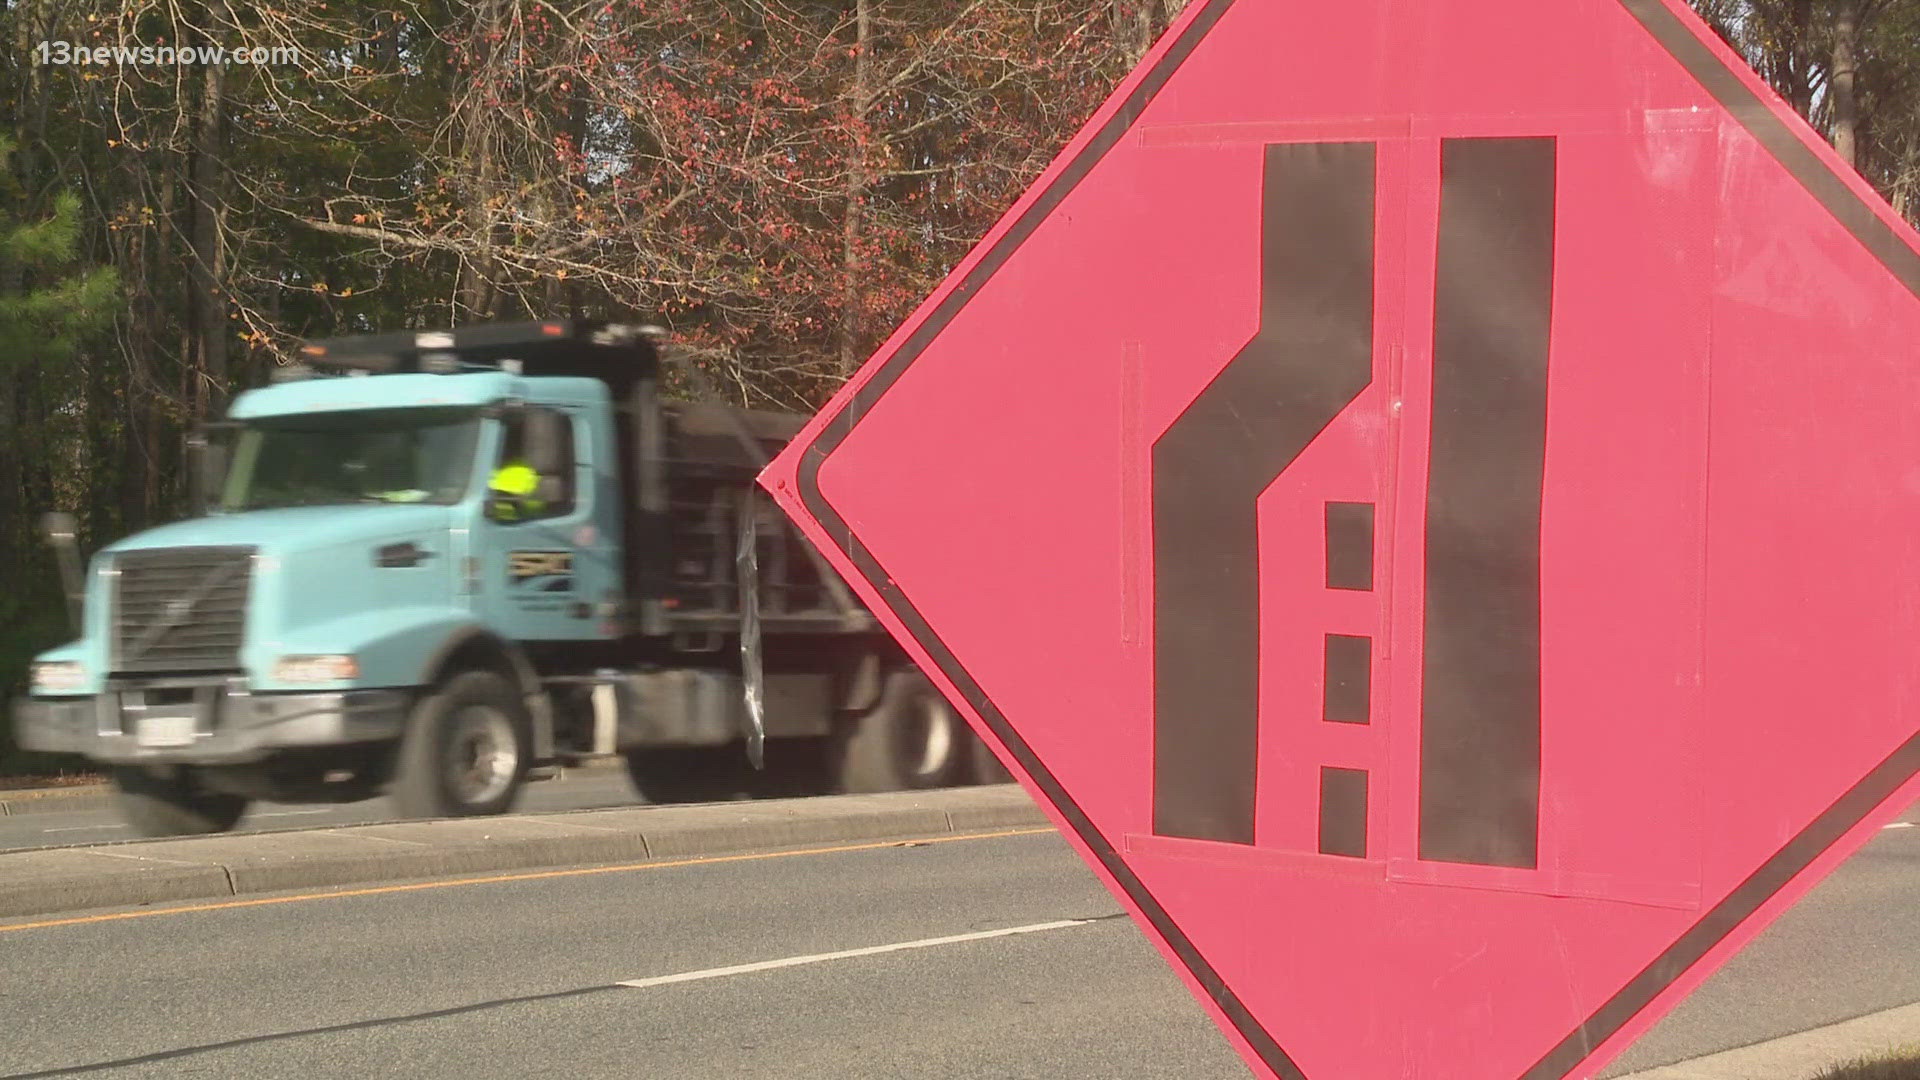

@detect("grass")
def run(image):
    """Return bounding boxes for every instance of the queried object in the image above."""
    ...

[0,768,104,791]
[1814,1047,1920,1079]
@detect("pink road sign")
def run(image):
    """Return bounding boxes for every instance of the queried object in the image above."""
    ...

[761,0,1920,1076]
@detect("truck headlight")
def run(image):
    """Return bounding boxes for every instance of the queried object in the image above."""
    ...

[30,662,87,694]
[272,655,360,683]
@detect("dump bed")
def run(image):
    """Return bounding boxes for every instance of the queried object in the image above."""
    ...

[651,402,859,632]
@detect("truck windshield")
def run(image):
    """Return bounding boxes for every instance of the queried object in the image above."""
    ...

[221,408,481,510]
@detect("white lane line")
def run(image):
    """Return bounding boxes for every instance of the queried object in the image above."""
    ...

[339,832,430,847]
[81,849,204,866]
[38,808,332,833]
[616,919,1093,991]
[1883,821,1915,830]
[510,817,621,832]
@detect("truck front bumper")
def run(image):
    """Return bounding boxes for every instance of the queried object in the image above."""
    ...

[11,682,410,765]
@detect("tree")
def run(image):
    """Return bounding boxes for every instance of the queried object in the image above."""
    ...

[0,131,118,771]
[1694,0,1920,212]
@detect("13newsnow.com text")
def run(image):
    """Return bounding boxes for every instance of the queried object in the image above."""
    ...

[34,41,302,67]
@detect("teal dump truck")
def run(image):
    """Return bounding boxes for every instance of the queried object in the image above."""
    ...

[12,320,998,835]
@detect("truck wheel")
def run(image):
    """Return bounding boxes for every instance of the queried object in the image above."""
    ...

[109,766,249,837]
[390,671,530,819]
[834,670,970,793]
[623,745,745,804]
[969,732,1014,785]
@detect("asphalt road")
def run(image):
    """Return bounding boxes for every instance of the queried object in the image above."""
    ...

[0,768,650,851]
[0,831,1243,1079]
[4,818,1920,1078]
[1603,813,1920,1075]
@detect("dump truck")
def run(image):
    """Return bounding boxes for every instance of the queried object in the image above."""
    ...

[12,320,1001,835]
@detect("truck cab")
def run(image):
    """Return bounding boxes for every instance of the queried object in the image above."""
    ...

[13,321,999,835]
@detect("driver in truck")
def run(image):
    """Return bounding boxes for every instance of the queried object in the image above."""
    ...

[489,457,544,520]
[488,422,547,521]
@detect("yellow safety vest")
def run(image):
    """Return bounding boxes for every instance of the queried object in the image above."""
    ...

[490,461,545,519]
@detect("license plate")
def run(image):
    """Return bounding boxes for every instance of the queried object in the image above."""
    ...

[135,714,198,748]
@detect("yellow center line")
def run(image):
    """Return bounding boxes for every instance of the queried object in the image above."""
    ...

[0,826,1055,935]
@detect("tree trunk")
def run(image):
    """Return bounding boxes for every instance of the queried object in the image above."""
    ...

[1894,132,1917,219]
[3,0,52,549]
[10,0,47,192]
[188,58,229,417]
[0,369,18,549]
[1830,0,1862,169]
[1111,0,1174,65]
[455,0,506,322]
[1762,0,1818,118]
[838,0,873,376]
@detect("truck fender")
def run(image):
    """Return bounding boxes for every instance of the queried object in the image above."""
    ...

[420,627,554,763]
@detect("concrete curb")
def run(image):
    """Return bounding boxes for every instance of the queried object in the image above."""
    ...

[0,784,1051,920]
[0,787,113,816]
[0,757,631,816]
[1616,1000,1920,1079]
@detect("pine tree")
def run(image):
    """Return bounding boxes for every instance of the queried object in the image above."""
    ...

[0,131,118,771]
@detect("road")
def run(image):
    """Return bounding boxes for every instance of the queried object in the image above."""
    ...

[0,746,947,852]
[0,830,1242,1079]
[1604,814,1920,1075]
[0,768,648,852]
[4,817,1920,1078]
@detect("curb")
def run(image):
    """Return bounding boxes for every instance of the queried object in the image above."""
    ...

[0,786,112,816]
[1615,1000,1920,1078]
[0,785,1051,921]
[0,757,631,817]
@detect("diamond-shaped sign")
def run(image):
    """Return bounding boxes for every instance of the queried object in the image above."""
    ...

[761,0,1920,1076]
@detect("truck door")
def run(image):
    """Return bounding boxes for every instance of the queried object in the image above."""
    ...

[475,405,616,641]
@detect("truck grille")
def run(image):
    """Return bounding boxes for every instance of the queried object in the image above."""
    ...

[111,546,254,673]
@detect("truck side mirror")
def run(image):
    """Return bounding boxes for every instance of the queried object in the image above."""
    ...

[39,512,84,632]
[39,512,76,545]
[187,428,231,514]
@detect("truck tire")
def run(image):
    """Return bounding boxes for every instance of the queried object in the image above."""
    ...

[390,671,530,819]
[834,670,970,793]
[623,745,745,804]
[110,766,249,837]
[969,732,1014,784]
